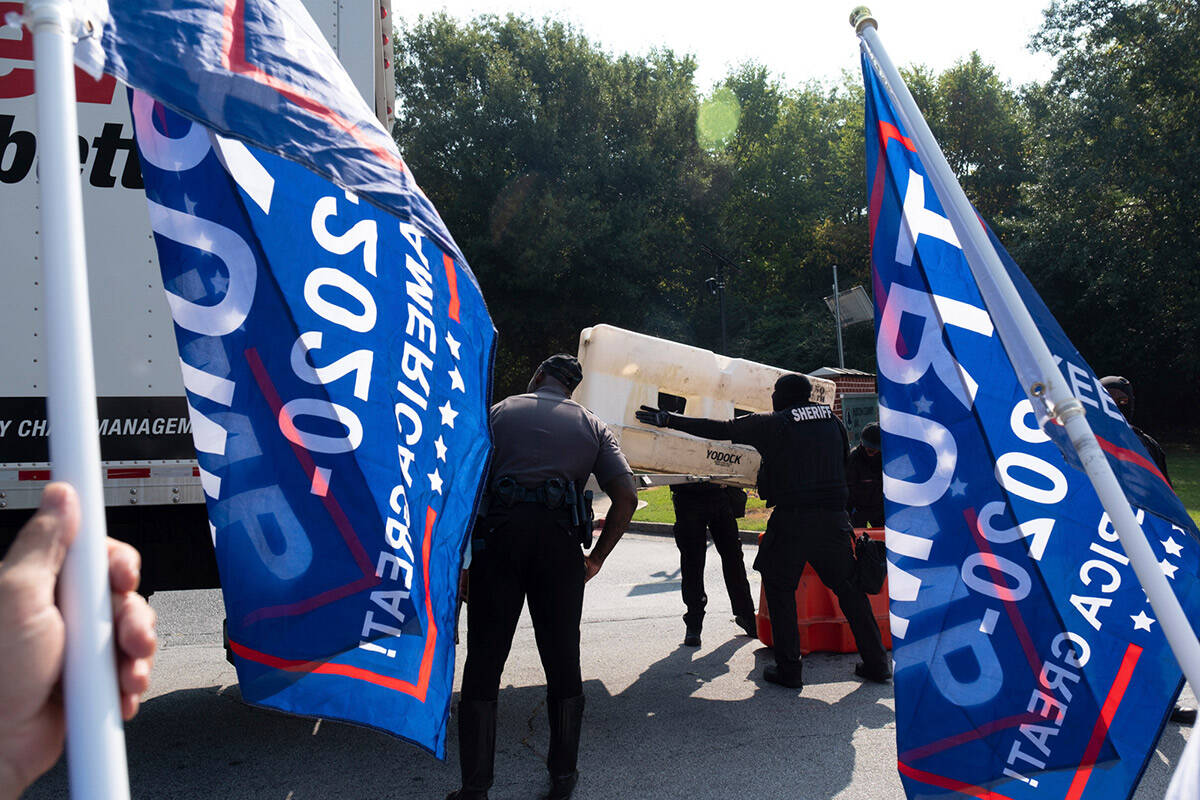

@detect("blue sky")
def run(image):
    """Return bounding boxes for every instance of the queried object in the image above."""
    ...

[394,0,1059,91]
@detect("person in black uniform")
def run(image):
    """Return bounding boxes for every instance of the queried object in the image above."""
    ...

[447,354,638,800]
[846,422,885,528]
[637,373,889,690]
[669,480,757,646]
[1100,376,1170,483]
[1100,375,1193,725]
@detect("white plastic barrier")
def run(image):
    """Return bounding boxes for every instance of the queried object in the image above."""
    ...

[574,324,835,487]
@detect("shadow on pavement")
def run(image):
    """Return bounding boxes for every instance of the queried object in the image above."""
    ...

[26,683,461,800]
[23,660,1192,799]
[575,639,894,799]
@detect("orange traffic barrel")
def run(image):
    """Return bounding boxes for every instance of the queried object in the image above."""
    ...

[754,528,892,654]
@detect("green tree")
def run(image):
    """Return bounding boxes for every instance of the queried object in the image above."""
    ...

[393,14,705,397]
[930,53,1029,224]
[393,16,1040,393]
[1019,0,1200,429]
[896,56,1029,225]
[686,68,873,372]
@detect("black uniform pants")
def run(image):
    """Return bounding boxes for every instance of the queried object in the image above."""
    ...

[672,492,755,625]
[755,507,888,675]
[461,504,585,703]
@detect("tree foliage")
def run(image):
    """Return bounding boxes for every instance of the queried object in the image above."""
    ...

[394,14,704,394]
[393,7,1198,432]
[1019,0,1200,426]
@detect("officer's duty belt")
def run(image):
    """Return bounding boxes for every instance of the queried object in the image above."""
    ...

[490,476,572,509]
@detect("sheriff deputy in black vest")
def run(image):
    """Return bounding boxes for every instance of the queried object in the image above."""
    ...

[637,373,890,690]
[447,354,638,800]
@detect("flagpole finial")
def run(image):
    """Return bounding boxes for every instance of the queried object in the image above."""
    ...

[850,6,877,34]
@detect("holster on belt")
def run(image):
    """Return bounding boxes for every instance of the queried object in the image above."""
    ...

[489,476,594,549]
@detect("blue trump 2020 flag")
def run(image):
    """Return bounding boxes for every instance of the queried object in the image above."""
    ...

[864,53,1200,799]
[101,0,493,757]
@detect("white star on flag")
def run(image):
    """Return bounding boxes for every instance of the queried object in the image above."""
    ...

[445,331,462,359]
[428,468,443,495]
[1160,558,1179,579]
[449,366,466,393]
[434,435,448,461]
[913,396,933,414]
[439,401,458,428]
[949,479,967,497]
[1131,610,1155,632]
[1162,536,1184,558]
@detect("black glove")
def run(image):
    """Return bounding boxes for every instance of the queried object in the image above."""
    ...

[636,405,670,428]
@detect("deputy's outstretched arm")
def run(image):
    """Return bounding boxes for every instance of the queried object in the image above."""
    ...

[584,473,637,582]
[635,405,734,441]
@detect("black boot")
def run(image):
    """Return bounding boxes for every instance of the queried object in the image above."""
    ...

[446,699,496,800]
[543,694,585,800]
[854,661,892,684]
[763,663,804,690]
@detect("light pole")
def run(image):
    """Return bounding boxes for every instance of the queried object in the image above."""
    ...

[832,264,844,368]
[702,245,737,354]
[704,265,727,354]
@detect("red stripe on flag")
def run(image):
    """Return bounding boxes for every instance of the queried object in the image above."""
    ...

[245,347,373,574]
[899,512,1048,766]
[868,159,886,248]
[1065,643,1142,800]
[868,121,916,249]
[899,713,1043,762]
[443,253,460,323]
[244,575,378,625]
[229,638,426,695]
[241,348,379,625]
[18,470,50,481]
[879,120,917,153]
[221,0,406,173]
[414,506,439,698]
[1094,435,1171,488]
[898,760,1015,799]
[964,508,1044,680]
[229,507,441,702]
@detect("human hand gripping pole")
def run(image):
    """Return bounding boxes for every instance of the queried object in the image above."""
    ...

[0,484,157,800]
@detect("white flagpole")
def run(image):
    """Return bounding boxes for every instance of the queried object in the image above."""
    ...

[850,6,1200,690]
[1167,725,1200,799]
[28,1,131,797]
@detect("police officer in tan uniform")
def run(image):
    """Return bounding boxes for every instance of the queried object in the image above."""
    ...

[447,354,638,800]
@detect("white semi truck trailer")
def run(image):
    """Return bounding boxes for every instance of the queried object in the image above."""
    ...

[0,0,395,593]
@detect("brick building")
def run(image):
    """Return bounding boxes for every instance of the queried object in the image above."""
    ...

[811,367,878,444]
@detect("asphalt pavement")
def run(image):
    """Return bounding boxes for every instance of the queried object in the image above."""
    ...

[24,531,1195,799]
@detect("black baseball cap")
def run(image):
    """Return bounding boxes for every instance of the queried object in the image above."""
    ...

[539,353,584,391]
[860,422,881,448]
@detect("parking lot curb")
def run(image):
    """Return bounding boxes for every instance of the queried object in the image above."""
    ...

[626,520,761,546]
